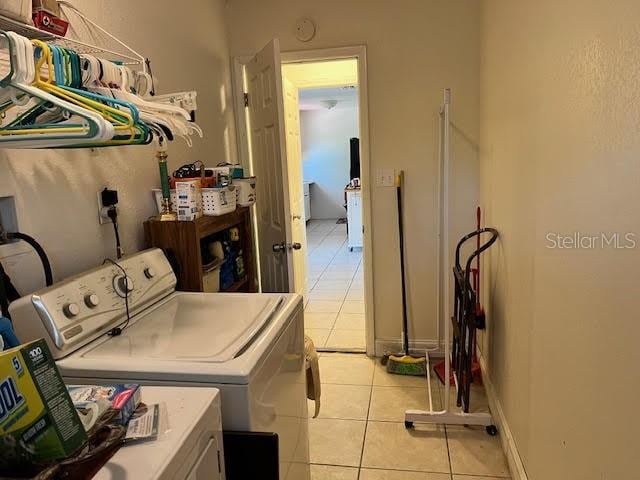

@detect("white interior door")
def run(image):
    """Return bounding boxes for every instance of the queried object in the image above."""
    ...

[282,76,307,296]
[245,40,294,293]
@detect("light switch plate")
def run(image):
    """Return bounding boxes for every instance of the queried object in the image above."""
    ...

[376,168,396,187]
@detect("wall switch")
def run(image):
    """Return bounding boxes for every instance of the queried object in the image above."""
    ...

[376,168,396,187]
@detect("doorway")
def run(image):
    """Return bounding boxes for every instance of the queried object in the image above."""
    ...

[234,44,374,355]
[281,56,368,352]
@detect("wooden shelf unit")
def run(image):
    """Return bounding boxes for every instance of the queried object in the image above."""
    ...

[143,207,257,293]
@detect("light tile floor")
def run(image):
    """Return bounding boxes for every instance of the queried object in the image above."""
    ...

[309,353,511,480]
[305,219,365,351]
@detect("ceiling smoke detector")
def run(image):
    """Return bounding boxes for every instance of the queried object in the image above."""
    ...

[295,17,316,42]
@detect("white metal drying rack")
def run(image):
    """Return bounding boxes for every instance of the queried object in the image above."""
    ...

[403,89,497,434]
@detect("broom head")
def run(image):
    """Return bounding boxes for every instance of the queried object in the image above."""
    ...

[386,354,427,376]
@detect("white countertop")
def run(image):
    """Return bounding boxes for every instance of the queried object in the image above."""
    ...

[94,386,221,480]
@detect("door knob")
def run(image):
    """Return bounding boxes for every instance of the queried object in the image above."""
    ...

[272,242,303,253]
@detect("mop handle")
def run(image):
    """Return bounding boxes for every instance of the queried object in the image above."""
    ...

[397,172,410,355]
[476,207,481,307]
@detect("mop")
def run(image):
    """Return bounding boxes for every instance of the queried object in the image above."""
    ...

[383,172,427,376]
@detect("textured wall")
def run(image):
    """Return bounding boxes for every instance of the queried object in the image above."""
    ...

[0,0,236,287]
[480,1,640,478]
[226,0,481,345]
[300,106,358,219]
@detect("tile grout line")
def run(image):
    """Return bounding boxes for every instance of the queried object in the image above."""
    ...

[357,363,376,480]
[327,236,364,349]
[445,424,454,480]
[305,222,364,350]
[305,221,343,313]
[309,231,362,350]
[305,220,345,348]
[306,222,347,293]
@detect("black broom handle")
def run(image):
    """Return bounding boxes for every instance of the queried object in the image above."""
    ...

[397,176,410,354]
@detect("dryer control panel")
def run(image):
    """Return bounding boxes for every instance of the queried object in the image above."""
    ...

[10,248,177,359]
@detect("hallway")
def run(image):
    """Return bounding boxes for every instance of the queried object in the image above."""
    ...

[305,219,365,351]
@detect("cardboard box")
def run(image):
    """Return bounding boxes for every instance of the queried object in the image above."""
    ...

[32,11,69,36]
[0,339,87,475]
[176,180,202,221]
[32,1,68,36]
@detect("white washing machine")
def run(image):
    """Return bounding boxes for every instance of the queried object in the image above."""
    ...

[10,248,310,480]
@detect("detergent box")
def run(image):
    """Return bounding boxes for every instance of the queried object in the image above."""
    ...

[176,180,202,221]
[0,339,87,474]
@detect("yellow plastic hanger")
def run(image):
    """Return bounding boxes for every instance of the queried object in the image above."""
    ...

[31,40,136,143]
[0,36,96,138]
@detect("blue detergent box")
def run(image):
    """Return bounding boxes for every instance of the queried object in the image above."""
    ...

[66,384,142,425]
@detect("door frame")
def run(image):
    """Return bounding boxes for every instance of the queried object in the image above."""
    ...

[233,45,375,357]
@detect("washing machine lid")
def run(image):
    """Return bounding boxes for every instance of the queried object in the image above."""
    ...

[81,292,284,363]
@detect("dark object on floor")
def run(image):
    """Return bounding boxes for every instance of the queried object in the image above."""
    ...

[336,218,347,224]
[385,171,427,376]
[223,431,279,480]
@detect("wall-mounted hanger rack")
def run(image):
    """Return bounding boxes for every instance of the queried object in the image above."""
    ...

[0,2,202,222]
[0,4,144,69]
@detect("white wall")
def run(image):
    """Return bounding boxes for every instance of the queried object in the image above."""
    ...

[0,0,236,289]
[480,1,640,478]
[300,106,358,219]
[226,0,480,346]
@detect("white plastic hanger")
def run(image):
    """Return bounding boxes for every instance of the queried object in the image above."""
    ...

[0,33,114,148]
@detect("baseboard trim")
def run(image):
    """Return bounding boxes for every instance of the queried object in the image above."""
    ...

[374,338,443,358]
[478,352,529,480]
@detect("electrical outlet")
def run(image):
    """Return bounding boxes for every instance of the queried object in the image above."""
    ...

[376,168,396,187]
[0,196,18,233]
[97,190,118,225]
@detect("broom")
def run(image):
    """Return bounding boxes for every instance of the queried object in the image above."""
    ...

[384,172,426,376]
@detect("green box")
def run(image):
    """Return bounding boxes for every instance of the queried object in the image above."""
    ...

[0,339,88,476]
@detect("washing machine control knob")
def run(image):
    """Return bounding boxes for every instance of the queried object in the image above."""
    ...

[63,303,80,318]
[144,267,156,279]
[84,294,100,308]
[113,275,134,297]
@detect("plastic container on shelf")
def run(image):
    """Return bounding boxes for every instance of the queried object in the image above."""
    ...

[153,189,205,215]
[202,186,237,216]
[234,177,256,207]
[153,189,177,214]
[202,259,223,293]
